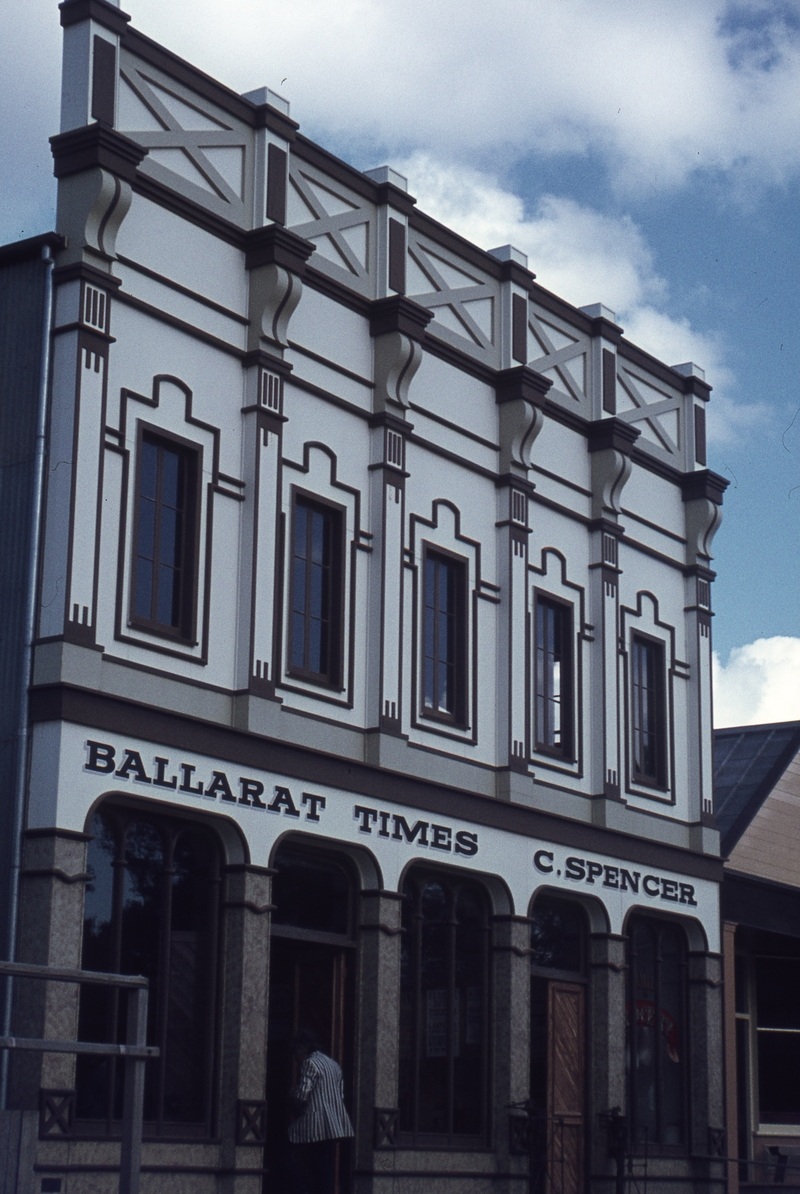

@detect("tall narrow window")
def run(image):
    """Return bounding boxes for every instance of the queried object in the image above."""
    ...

[535,597,573,757]
[631,636,666,786]
[132,433,197,639]
[399,872,489,1146]
[422,551,466,723]
[628,918,687,1149]
[290,495,343,685]
[77,808,221,1137]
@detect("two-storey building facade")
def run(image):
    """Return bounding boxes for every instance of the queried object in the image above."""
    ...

[0,2,728,1191]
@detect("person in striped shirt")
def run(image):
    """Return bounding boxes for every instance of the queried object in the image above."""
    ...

[287,1030,354,1194]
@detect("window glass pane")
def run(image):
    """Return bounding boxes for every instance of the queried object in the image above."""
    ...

[163,830,216,1124]
[628,919,687,1147]
[121,821,164,1121]
[140,439,157,500]
[630,923,658,1145]
[76,813,118,1120]
[399,873,488,1143]
[658,927,685,1145]
[159,506,178,567]
[271,848,351,935]
[633,638,662,781]
[535,600,570,753]
[135,438,193,634]
[419,882,449,1132]
[453,886,485,1135]
[758,1034,800,1122]
[157,563,179,627]
[756,958,800,1028]
[77,809,220,1132]
[82,812,116,972]
[160,446,181,510]
[530,897,585,972]
[423,554,463,718]
[399,891,415,1132]
[138,496,155,563]
[291,499,338,680]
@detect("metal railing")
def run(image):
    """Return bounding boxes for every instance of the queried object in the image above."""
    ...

[0,960,159,1194]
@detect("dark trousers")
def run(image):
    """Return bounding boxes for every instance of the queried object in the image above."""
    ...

[287,1138,337,1194]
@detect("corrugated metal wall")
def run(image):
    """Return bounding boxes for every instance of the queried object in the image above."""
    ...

[0,250,48,963]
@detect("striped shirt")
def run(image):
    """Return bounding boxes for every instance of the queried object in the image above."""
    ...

[288,1050,354,1143]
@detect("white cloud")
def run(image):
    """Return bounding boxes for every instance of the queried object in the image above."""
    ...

[126,0,800,193]
[8,0,800,243]
[396,153,760,442]
[713,637,800,727]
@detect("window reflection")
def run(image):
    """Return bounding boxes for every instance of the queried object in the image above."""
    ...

[76,808,220,1136]
[627,918,687,1148]
[399,872,489,1146]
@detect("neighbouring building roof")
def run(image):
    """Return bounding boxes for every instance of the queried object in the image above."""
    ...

[714,721,800,856]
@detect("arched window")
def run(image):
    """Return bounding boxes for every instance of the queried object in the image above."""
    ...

[399,871,490,1147]
[77,807,221,1136]
[627,917,688,1148]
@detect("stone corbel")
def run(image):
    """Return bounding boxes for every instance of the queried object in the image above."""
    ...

[682,470,728,565]
[50,124,147,267]
[495,365,551,475]
[245,225,315,353]
[370,296,432,413]
[587,418,640,521]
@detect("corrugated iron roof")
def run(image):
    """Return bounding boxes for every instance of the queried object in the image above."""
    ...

[714,721,800,855]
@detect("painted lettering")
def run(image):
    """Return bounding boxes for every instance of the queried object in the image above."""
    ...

[239,778,268,809]
[679,883,697,906]
[661,878,679,902]
[534,850,554,874]
[392,816,429,846]
[430,824,452,852]
[267,786,298,816]
[378,811,391,838]
[206,771,236,803]
[86,740,116,773]
[302,793,326,822]
[179,764,204,796]
[620,869,640,893]
[603,866,619,889]
[354,806,377,833]
[152,757,177,789]
[585,861,603,885]
[114,749,151,784]
[565,856,585,881]
[454,830,478,857]
[643,875,660,897]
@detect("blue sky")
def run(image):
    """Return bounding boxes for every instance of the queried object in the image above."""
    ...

[3,0,800,724]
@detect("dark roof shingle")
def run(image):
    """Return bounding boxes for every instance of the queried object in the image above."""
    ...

[714,721,800,854]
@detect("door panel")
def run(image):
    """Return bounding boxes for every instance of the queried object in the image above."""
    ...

[547,981,585,1194]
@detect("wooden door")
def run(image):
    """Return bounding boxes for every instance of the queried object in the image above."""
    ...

[547,981,585,1194]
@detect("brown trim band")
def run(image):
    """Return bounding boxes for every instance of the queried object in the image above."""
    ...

[28,683,724,883]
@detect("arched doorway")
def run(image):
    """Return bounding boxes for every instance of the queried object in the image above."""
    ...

[529,894,588,1194]
[266,842,358,1192]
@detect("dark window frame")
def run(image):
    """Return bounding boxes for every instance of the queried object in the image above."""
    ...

[76,804,222,1140]
[420,545,468,728]
[533,593,574,761]
[627,915,689,1152]
[631,632,667,789]
[399,868,491,1149]
[753,953,800,1126]
[129,424,201,644]
[287,489,346,689]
